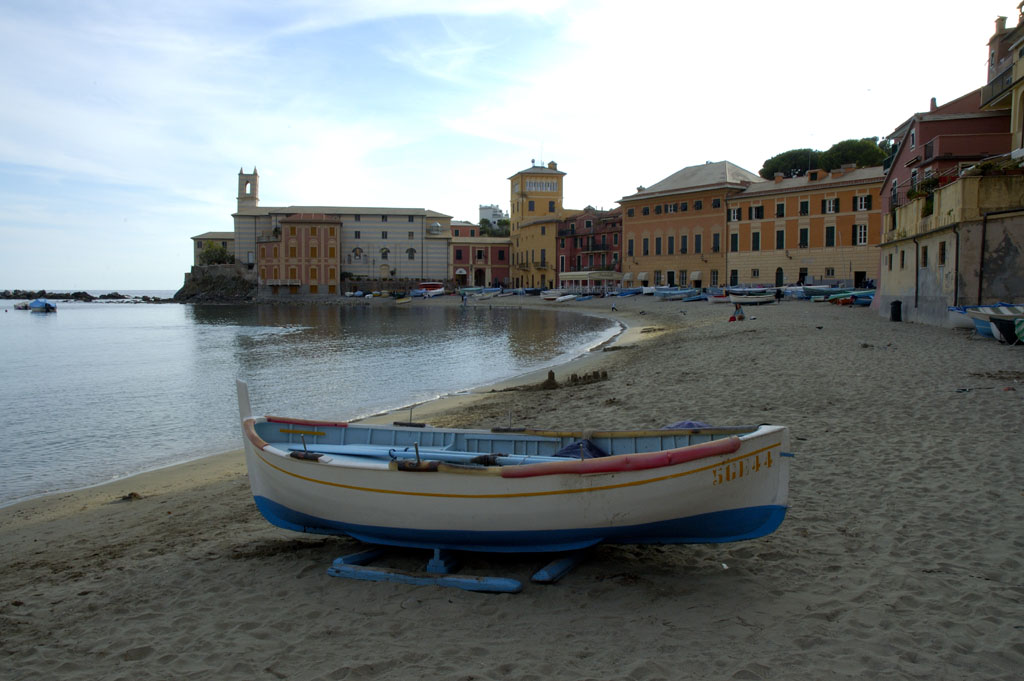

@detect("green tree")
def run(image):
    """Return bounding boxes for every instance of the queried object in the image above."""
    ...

[758,149,821,179]
[495,219,511,236]
[198,241,235,265]
[479,218,493,236]
[819,138,888,170]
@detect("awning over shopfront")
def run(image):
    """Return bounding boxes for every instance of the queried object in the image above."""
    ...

[636,272,648,282]
[455,268,467,275]
[621,272,633,282]
[559,270,623,281]
[690,271,702,281]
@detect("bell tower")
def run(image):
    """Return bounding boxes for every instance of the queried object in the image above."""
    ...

[237,167,259,212]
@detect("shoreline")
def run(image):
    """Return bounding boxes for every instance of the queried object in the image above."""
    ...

[2,296,1021,679]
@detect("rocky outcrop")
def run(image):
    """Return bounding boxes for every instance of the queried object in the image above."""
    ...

[173,265,255,303]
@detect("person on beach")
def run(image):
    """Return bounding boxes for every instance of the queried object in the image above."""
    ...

[775,288,783,304]
[730,303,745,322]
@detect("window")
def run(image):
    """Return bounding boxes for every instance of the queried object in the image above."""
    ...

[910,169,918,189]
[910,128,916,150]
[854,195,872,211]
[855,224,868,245]
[825,225,835,247]
[799,200,809,216]
[728,207,741,221]
[710,269,719,286]
[407,248,416,260]
[585,220,592,228]
[752,232,760,251]
[528,200,535,211]
[381,231,388,239]
[408,216,414,223]
[748,206,764,220]
[310,245,317,258]
[654,205,662,215]
[642,206,650,216]
[455,248,463,260]
[776,203,785,218]
[655,237,662,255]
[712,233,721,252]
[920,245,928,267]
[680,202,688,212]
[900,250,906,269]
[668,236,674,254]
[730,269,739,286]
[380,248,389,260]
[289,226,296,236]
[354,215,361,222]
[498,250,505,261]
[887,253,893,270]
[730,233,738,252]
[751,268,759,278]
[776,230,785,249]
[476,249,484,260]
[642,238,649,256]
[799,228,809,248]
[822,198,838,214]
[541,226,545,235]
[627,239,634,257]
[695,200,703,210]
[548,201,555,212]
[712,198,721,208]
[680,235,688,253]
[330,227,336,237]
[694,234,702,253]
[654,271,662,285]
[679,269,687,283]
[825,267,835,276]
[408,231,414,239]
[289,246,296,258]
[381,215,388,222]
[310,226,317,237]
[627,208,635,218]
[938,241,947,265]
[354,231,360,239]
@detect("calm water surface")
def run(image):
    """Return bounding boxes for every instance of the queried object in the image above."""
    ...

[0,299,617,506]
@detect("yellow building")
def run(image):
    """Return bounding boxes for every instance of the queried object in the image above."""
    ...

[726,166,885,288]
[509,161,567,288]
[620,161,762,288]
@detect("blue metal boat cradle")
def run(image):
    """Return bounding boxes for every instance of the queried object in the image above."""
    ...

[327,546,588,593]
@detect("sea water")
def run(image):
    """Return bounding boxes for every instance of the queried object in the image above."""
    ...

[0,298,618,507]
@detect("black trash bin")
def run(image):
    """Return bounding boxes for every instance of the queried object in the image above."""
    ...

[890,300,902,322]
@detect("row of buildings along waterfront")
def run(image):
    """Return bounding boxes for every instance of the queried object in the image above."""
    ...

[189,10,1024,324]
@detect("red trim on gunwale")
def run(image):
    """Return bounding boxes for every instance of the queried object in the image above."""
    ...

[500,436,742,478]
[266,416,350,428]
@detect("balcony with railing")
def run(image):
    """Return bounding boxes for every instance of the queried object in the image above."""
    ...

[982,62,1015,107]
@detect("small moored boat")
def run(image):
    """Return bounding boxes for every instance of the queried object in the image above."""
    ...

[237,381,792,553]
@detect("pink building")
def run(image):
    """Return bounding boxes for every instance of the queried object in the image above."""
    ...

[555,207,622,288]
[881,89,1011,224]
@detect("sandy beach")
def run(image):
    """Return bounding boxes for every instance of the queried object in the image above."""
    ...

[1,294,1021,680]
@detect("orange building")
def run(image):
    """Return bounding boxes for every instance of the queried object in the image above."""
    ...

[727,166,885,288]
[258,213,343,294]
[619,161,763,288]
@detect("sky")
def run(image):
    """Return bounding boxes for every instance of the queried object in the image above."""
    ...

[0,0,1016,290]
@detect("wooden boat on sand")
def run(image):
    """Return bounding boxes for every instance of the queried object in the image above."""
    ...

[729,292,775,305]
[237,381,791,554]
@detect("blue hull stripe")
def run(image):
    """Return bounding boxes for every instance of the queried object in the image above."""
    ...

[253,496,788,553]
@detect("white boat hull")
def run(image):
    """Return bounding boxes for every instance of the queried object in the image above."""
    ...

[238,383,790,553]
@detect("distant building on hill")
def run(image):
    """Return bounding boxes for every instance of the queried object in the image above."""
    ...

[479,204,507,224]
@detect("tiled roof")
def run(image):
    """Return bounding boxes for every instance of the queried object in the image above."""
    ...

[739,166,886,197]
[621,161,764,201]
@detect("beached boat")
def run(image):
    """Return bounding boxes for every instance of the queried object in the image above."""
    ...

[237,381,791,553]
[412,282,446,298]
[653,287,698,301]
[965,305,1024,341]
[554,294,577,302]
[28,298,56,313]
[707,292,730,304]
[729,292,775,305]
[540,289,568,301]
